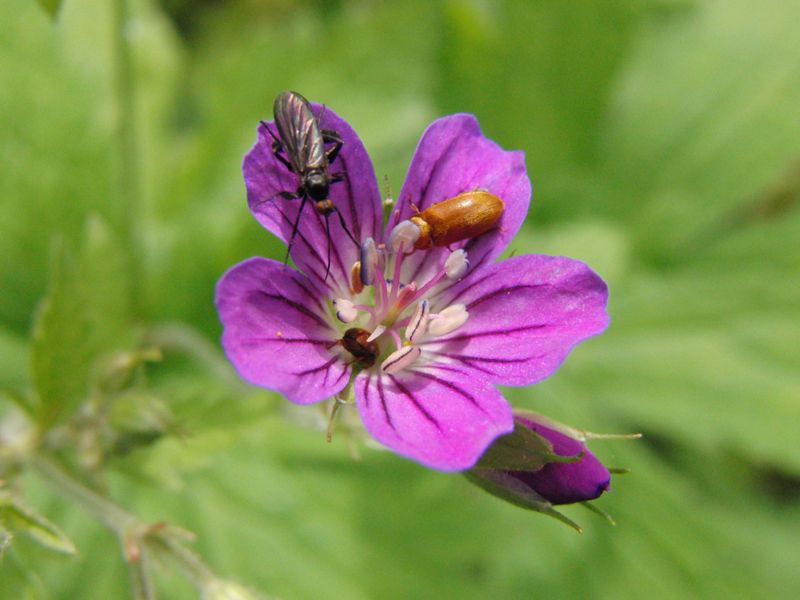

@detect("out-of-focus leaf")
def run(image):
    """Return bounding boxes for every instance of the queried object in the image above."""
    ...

[0,493,77,555]
[30,216,135,426]
[35,0,61,19]
[0,0,116,334]
[436,0,646,224]
[601,0,800,261]
[0,329,28,390]
[30,242,91,426]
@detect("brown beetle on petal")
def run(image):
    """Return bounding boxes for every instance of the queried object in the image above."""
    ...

[410,191,505,250]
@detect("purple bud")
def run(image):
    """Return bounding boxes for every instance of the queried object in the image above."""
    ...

[468,413,611,509]
[511,414,611,505]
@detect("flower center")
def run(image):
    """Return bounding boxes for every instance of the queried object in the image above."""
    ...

[331,221,470,374]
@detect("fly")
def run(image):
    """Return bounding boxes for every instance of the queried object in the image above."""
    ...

[264,91,358,279]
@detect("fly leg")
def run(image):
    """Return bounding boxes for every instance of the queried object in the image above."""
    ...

[322,129,344,165]
[262,120,294,172]
[284,193,309,266]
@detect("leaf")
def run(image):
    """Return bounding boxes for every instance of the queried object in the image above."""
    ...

[35,0,61,19]
[30,241,91,426]
[30,216,135,427]
[600,0,800,261]
[0,493,77,555]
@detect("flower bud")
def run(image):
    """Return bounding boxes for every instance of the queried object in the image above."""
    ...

[509,413,611,505]
[466,412,613,528]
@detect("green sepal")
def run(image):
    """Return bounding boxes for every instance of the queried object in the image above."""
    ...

[475,416,581,472]
[464,471,583,533]
[581,501,616,526]
[0,492,77,555]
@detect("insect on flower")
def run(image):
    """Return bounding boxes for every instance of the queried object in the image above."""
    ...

[221,107,610,471]
[264,90,359,278]
[404,190,505,251]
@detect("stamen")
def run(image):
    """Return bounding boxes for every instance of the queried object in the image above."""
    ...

[445,249,469,280]
[360,238,379,286]
[406,300,430,343]
[381,346,421,374]
[350,261,364,294]
[428,304,468,336]
[367,324,386,342]
[333,299,358,323]
[388,220,420,254]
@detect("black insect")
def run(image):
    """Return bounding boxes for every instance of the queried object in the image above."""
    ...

[263,91,358,279]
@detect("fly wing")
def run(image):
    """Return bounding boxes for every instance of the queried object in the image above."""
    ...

[273,91,325,174]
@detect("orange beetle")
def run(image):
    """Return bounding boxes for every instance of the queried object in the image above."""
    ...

[409,191,505,250]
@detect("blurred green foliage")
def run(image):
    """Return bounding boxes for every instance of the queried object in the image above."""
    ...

[1,0,799,598]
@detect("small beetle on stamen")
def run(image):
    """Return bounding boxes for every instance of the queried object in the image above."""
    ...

[336,328,380,369]
[408,191,505,250]
[265,91,359,278]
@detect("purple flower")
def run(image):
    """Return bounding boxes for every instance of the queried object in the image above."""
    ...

[216,102,609,471]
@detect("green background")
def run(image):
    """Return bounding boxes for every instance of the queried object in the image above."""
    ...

[2,0,799,598]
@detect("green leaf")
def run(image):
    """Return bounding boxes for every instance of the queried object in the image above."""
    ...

[35,0,61,19]
[30,241,91,426]
[600,0,800,261]
[0,493,77,555]
[30,216,135,427]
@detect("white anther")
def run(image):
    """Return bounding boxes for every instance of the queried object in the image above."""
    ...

[366,324,386,342]
[388,220,420,254]
[405,300,430,343]
[428,304,468,336]
[381,345,421,374]
[333,298,358,323]
[360,237,379,286]
[445,249,469,279]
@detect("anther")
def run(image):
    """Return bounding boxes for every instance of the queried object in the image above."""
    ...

[388,220,420,254]
[406,300,430,343]
[350,261,364,294]
[360,237,379,286]
[333,299,358,323]
[381,345,421,374]
[428,304,468,336]
[445,249,469,279]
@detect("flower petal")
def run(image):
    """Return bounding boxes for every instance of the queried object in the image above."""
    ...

[243,102,382,296]
[355,364,514,471]
[216,257,348,404]
[423,254,609,386]
[390,114,531,286]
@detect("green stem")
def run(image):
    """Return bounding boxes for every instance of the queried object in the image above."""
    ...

[112,0,143,315]
[31,455,136,532]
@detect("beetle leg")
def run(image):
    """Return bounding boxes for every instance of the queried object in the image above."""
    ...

[329,171,345,184]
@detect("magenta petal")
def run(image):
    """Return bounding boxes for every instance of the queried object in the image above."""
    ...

[216,257,349,404]
[390,114,531,286]
[424,254,609,386]
[243,103,382,296]
[355,364,514,471]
